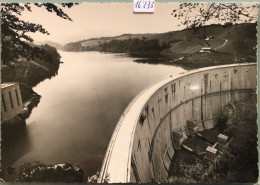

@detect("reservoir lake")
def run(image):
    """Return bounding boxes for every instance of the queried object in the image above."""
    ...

[2,51,186,179]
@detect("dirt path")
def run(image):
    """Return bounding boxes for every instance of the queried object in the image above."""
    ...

[23,61,30,79]
[215,38,228,50]
[29,60,49,72]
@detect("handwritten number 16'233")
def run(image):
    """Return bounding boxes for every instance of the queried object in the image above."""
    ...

[135,0,154,9]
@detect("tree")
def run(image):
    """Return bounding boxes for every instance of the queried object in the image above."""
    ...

[172,3,258,38]
[17,161,84,182]
[1,3,76,65]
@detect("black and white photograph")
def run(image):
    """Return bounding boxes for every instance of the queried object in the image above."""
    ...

[0,1,258,183]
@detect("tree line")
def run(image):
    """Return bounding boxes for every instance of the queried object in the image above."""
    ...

[95,38,169,54]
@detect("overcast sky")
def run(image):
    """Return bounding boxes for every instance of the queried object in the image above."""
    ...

[20,2,258,45]
[20,2,184,44]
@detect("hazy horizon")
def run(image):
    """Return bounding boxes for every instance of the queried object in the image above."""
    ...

[20,2,257,45]
[21,2,184,45]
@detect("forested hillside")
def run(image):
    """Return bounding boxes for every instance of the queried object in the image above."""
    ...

[64,23,256,58]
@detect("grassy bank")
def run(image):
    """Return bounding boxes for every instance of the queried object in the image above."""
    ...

[1,44,61,102]
[63,23,257,69]
[161,50,256,69]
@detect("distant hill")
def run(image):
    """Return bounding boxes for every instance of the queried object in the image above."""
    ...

[35,41,64,50]
[63,34,151,52]
[63,23,256,57]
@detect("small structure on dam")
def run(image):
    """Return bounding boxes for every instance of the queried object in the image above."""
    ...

[1,83,23,122]
[98,63,257,183]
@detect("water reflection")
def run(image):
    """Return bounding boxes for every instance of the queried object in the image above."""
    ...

[129,52,163,58]
[2,121,31,180]
[2,51,186,179]
[134,58,165,65]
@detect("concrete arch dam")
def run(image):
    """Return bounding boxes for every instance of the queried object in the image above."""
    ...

[99,63,256,183]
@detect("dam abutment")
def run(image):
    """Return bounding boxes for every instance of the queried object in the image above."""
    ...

[99,63,257,183]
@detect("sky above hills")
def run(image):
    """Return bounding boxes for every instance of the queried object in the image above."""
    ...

[21,2,183,44]
[20,3,258,45]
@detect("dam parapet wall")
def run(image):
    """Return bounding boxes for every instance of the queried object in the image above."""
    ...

[99,63,257,183]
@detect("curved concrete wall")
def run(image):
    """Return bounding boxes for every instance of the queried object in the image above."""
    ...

[99,63,257,183]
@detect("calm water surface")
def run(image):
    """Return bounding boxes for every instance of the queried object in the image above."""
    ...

[3,51,186,178]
